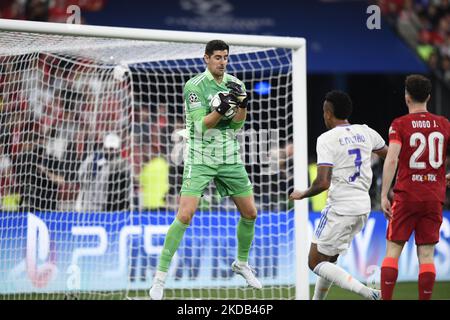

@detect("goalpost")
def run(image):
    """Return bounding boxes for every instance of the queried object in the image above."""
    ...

[0,19,308,300]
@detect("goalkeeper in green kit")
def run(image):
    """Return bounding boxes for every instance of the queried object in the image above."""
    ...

[149,40,261,300]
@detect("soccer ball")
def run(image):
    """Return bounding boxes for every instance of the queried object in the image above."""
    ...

[209,92,238,120]
[113,65,129,81]
[365,265,381,290]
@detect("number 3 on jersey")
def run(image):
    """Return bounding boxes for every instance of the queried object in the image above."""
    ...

[348,148,362,182]
[409,131,444,169]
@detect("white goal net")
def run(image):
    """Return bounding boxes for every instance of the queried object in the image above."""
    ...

[0,21,307,300]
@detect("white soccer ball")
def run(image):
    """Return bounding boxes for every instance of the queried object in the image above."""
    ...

[209,92,238,120]
[113,65,129,81]
[365,265,381,290]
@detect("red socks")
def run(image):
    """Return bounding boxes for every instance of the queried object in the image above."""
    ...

[418,263,436,300]
[381,258,436,300]
[381,257,398,300]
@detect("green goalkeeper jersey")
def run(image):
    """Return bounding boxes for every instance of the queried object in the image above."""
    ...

[183,69,246,166]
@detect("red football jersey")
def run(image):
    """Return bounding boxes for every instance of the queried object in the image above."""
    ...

[388,112,450,202]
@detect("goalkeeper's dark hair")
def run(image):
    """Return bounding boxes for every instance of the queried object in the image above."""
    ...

[405,74,431,103]
[205,40,229,56]
[325,90,353,120]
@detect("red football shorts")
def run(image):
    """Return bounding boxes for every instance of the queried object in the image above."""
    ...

[386,201,443,245]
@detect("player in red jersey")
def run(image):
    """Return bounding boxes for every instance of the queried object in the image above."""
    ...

[380,74,450,300]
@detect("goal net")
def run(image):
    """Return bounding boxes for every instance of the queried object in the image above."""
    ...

[0,20,307,300]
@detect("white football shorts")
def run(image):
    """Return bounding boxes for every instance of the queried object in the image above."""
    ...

[312,205,368,257]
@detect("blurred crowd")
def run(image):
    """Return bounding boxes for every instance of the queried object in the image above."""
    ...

[0,53,132,212]
[377,0,450,85]
[0,0,105,23]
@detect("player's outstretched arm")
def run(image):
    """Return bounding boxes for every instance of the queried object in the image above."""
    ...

[289,165,332,200]
[373,145,388,159]
[446,173,450,187]
[380,143,401,219]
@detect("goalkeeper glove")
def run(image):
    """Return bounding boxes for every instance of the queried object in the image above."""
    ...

[226,81,248,108]
[214,92,238,115]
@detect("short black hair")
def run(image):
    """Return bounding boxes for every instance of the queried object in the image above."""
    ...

[205,40,229,56]
[325,90,353,120]
[405,74,432,103]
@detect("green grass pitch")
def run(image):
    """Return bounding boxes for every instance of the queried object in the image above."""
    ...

[2,282,449,300]
[131,281,450,300]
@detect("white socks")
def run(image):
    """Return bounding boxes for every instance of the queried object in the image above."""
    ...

[313,262,372,299]
[236,260,249,267]
[154,270,168,283]
[313,276,333,300]
[312,260,337,300]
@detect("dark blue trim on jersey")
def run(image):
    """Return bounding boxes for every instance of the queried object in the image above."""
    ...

[372,144,386,151]
[317,163,334,167]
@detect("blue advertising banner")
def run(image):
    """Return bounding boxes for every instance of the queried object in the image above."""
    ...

[0,210,449,294]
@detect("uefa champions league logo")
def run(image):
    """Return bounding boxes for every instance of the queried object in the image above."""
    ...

[166,0,275,32]
[180,0,233,17]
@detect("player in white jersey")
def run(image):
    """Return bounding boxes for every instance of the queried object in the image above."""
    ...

[290,90,388,300]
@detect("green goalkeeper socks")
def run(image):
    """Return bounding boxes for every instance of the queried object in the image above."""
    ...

[237,217,256,262]
[157,218,189,272]
[157,216,255,272]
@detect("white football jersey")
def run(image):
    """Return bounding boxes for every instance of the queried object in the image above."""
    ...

[316,124,385,215]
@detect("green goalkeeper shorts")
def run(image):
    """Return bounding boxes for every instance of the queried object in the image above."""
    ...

[180,163,253,198]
